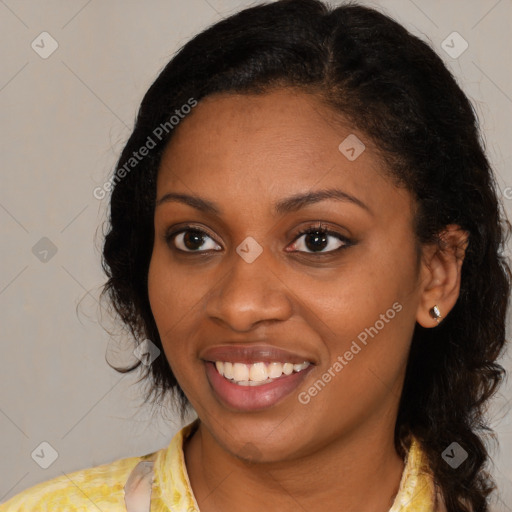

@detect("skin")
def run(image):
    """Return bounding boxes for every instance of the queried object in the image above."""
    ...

[147,89,468,512]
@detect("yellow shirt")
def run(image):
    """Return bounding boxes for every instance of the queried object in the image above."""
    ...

[0,420,443,511]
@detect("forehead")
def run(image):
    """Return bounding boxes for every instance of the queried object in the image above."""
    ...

[161,89,374,175]
[156,89,412,222]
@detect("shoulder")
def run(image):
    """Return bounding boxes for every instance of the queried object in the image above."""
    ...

[0,451,159,512]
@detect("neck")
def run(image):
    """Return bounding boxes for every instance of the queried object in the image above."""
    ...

[184,417,405,512]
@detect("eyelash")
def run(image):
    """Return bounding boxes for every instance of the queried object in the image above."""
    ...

[164,222,354,256]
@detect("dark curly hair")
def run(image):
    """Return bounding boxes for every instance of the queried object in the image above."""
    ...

[100,1,511,510]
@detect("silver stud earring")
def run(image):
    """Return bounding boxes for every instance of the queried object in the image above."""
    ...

[429,305,442,324]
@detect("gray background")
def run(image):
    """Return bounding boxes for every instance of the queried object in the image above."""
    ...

[1,0,511,509]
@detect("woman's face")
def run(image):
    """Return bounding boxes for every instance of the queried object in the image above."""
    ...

[148,89,426,462]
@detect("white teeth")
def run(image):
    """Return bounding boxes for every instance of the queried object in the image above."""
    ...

[249,362,268,382]
[213,360,311,385]
[224,362,234,379]
[236,380,273,386]
[268,362,283,378]
[233,362,249,381]
[293,362,309,372]
[283,363,294,375]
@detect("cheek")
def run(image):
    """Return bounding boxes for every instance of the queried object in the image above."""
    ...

[147,250,212,375]
[284,254,407,344]
[295,241,417,387]
[147,253,186,352]
[148,249,204,324]
[303,282,411,382]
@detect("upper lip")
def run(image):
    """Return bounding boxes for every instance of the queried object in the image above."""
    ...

[201,344,316,365]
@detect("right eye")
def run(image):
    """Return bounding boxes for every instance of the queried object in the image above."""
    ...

[165,226,222,253]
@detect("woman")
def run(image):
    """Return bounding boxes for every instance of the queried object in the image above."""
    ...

[1,0,510,511]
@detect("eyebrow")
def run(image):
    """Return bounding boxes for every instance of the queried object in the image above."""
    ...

[155,188,372,216]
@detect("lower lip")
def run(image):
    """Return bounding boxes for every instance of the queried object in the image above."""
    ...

[204,361,314,412]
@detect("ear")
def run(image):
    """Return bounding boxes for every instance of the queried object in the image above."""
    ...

[416,224,469,328]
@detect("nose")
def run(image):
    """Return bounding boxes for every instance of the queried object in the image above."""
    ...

[205,249,294,332]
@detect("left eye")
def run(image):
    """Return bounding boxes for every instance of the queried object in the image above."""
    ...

[170,229,221,252]
[290,228,349,254]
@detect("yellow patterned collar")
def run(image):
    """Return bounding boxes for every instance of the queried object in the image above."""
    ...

[150,420,444,511]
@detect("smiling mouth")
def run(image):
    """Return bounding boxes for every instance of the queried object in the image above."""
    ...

[213,360,312,386]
